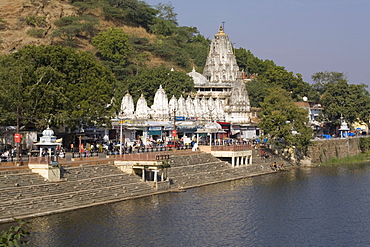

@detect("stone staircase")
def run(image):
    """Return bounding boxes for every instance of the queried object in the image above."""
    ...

[0,164,156,222]
[167,153,279,189]
[0,169,46,188]
[0,151,297,222]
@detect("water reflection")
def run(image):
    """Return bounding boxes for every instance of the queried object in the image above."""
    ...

[2,163,370,246]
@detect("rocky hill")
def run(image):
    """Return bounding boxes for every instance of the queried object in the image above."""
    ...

[0,0,73,53]
[0,0,158,59]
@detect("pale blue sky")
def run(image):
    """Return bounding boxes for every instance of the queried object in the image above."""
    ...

[145,0,370,88]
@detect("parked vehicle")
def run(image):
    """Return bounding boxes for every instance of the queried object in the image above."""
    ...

[167,140,183,148]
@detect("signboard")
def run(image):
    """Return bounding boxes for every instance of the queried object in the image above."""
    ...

[175,116,186,121]
[14,133,22,143]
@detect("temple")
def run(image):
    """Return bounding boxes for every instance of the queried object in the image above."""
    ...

[188,25,251,124]
[114,26,256,145]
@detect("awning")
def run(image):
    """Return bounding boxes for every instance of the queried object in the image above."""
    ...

[148,130,162,136]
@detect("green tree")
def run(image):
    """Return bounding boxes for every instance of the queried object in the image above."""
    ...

[245,80,275,108]
[311,71,346,95]
[153,2,178,25]
[259,66,319,102]
[259,88,313,155]
[52,15,99,47]
[118,66,194,107]
[184,34,210,70]
[321,79,370,124]
[72,0,103,15]
[150,18,177,36]
[106,0,157,31]
[92,27,133,65]
[234,48,275,76]
[0,45,116,130]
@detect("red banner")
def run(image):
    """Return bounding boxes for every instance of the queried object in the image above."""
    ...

[14,133,22,143]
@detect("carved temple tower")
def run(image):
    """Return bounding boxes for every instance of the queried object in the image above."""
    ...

[188,25,251,124]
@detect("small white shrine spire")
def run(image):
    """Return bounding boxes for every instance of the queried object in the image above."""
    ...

[151,85,169,121]
[136,94,149,119]
[120,91,135,119]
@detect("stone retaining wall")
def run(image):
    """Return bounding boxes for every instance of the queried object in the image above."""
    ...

[307,138,366,164]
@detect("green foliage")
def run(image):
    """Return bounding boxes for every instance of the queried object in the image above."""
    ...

[150,41,189,68]
[27,28,44,38]
[150,18,177,36]
[52,15,99,47]
[92,27,133,65]
[153,2,178,25]
[0,45,116,130]
[235,48,319,106]
[129,37,150,51]
[235,48,275,76]
[245,80,275,108]
[118,66,194,108]
[72,0,103,15]
[102,5,126,22]
[149,2,178,36]
[359,137,370,153]
[311,71,346,95]
[0,219,30,247]
[259,88,313,155]
[259,66,319,102]
[149,26,206,69]
[106,0,157,31]
[321,79,370,124]
[320,153,370,165]
[23,15,47,27]
[183,34,210,70]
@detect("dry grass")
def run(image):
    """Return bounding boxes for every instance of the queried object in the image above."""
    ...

[0,0,177,69]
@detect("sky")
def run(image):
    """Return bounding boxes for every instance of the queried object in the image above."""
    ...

[144,0,370,87]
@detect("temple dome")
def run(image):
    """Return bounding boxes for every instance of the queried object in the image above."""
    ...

[42,127,54,137]
[187,68,208,86]
[204,121,222,131]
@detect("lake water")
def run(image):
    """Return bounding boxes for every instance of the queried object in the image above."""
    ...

[2,163,370,246]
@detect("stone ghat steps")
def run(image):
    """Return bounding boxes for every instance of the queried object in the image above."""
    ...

[0,181,155,220]
[168,161,231,176]
[61,164,124,181]
[169,153,221,167]
[0,173,143,202]
[0,169,47,188]
[170,162,274,188]
[0,164,156,222]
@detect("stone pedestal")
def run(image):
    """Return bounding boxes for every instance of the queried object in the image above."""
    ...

[28,163,60,182]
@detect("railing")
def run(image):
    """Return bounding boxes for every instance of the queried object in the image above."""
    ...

[211,144,253,152]
[116,152,168,161]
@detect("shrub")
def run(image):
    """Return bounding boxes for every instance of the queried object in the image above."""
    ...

[27,28,44,38]
[0,219,31,246]
[24,15,47,27]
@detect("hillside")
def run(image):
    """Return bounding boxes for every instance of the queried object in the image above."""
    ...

[0,0,164,67]
[0,0,74,53]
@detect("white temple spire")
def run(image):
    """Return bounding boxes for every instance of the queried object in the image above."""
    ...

[119,91,135,119]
